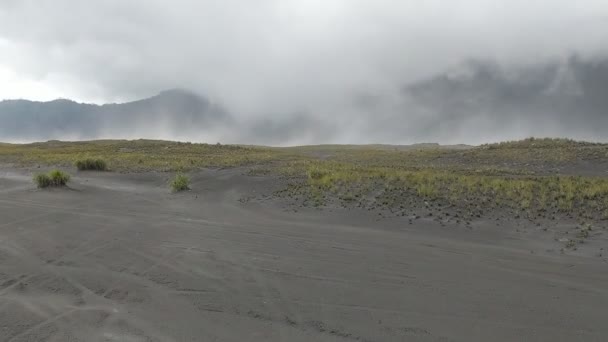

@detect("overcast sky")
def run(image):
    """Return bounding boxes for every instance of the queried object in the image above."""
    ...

[1,1,608,144]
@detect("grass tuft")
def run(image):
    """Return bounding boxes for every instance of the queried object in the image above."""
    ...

[170,173,190,192]
[34,169,70,188]
[33,173,52,188]
[75,158,107,171]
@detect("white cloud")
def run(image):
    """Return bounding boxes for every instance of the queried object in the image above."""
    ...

[0,0,608,144]
[0,64,64,101]
[0,0,606,105]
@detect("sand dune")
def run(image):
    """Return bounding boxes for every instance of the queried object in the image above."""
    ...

[0,168,607,341]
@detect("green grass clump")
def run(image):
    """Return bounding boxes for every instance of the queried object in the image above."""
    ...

[170,173,190,192]
[33,173,52,188]
[34,169,70,188]
[75,158,108,171]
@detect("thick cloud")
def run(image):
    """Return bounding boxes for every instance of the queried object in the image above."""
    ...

[1,1,608,144]
[393,56,608,144]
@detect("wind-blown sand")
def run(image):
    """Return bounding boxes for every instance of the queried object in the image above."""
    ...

[0,167,607,341]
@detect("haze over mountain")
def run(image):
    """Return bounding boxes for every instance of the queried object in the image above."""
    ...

[392,55,608,143]
[0,89,231,142]
[2,56,607,145]
[1,1,607,145]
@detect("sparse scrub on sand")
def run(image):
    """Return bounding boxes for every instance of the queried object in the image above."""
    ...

[34,169,70,188]
[308,167,329,181]
[5,137,608,222]
[482,137,597,150]
[170,173,190,192]
[1,137,607,174]
[0,140,283,172]
[75,158,108,171]
[295,161,608,218]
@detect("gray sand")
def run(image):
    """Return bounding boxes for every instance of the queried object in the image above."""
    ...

[0,168,607,341]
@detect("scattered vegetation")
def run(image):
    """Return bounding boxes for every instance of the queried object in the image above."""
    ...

[0,140,285,172]
[295,162,608,214]
[565,239,577,249]
[3,137,608,222]
[471,137,608,167]
[75,158,108,171]
[1,137,606,174]
[170,173,190,192]
[481,137,600,149]
[34,169,70,188]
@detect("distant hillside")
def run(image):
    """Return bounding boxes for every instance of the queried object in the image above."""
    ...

[284,143,472,152]
[0,89,230,142]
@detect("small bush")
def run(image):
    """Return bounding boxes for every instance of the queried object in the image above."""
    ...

[75,158,107,171]
[34,173,52,188]
[308,167,329,180]
[34,170,70,188]
[170,173,190,192]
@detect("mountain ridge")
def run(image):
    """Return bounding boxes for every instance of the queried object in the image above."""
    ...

[0,89,230,142]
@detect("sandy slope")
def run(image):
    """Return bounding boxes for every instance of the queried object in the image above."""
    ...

[0,168,607,341]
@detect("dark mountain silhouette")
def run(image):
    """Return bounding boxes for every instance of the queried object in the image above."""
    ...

[0,88,230,141]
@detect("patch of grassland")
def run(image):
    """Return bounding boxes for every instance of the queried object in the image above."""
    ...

[0,140,288,171]
[482,137,600,149]
[470,137,608,166]
[291,161,608,215]
[273,139,608,219]
[4,138,608,220]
